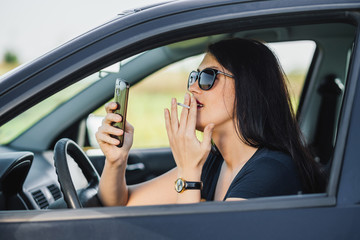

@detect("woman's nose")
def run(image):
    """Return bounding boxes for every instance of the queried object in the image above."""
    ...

[188,79,201,94]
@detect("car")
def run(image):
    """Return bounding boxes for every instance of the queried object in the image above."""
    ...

[1,0,360,238]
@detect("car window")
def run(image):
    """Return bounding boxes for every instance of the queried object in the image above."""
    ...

[0,40,316,149]
[268,40,316,111]
[87,40,316,149]
[0,71,106,145]
[0,39,316,148]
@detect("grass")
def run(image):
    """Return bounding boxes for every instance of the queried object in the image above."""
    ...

[128,91,184,148]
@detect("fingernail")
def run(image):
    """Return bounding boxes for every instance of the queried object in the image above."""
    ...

[172,98,176,104]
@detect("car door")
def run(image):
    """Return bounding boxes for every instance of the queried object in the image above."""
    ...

[1,0,360,239]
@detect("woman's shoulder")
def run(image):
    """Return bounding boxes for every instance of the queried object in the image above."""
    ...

[247,147,296,172]
[226,147,302,199]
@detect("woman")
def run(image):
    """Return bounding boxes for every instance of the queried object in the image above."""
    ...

[96,38,325,206]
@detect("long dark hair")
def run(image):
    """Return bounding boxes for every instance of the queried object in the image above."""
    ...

[208,38,325,193]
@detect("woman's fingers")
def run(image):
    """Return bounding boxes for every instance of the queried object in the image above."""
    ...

[166,94,196,135]
[96,103,134,164]
[124,120,134,134]
[95,127,121,145]
[105,102,118,113]
[103,112,122,125]
[101,123,123,136]
[170,98,179,132]
[202,123,215,148]
[121,120,134,150]
[164,108,173,141]
[186,94,197,132]
[96,112,124,141]
[178,93,191,132]
[165,94,199,139]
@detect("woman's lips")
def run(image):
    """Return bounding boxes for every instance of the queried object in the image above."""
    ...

[196,99,204,108]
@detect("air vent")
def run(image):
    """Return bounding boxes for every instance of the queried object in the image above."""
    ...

[47,184,62,201]
[31,190,49,209]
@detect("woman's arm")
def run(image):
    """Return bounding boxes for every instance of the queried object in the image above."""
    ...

[164,94,214,204]
[99,160,179,206]
[96,102,179,206]
[98,156,128,206]
[127,167,178,206]
[96,102,133,206]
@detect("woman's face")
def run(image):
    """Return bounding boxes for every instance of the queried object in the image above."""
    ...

[189,53,235,132]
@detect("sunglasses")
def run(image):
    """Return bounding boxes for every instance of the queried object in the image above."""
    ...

[187,68,234,90]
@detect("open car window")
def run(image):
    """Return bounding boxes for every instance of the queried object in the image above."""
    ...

[1,38,316,150]
[87,40,317,149]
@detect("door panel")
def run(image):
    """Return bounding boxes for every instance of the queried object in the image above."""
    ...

[89,148,175,185]
[2,205,360,239]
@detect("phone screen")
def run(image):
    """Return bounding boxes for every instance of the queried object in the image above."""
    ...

[112,79,130,147]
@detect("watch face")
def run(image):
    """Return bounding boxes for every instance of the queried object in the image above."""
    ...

[175,178,185,193]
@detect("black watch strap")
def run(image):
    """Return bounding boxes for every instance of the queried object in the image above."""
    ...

[185,181,203,190]
[175,178,203,193]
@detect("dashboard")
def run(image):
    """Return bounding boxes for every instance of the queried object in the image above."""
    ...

[0,146,84,210]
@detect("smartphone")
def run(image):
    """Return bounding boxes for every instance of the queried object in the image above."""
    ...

[111,79,130,147]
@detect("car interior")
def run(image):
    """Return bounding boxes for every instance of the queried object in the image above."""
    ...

[0,21,356,210]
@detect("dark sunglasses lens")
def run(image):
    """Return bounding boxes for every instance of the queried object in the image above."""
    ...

[188,71,198,88]
[199,69,215,90]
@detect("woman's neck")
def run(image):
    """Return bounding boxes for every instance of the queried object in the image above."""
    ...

[212,122,257,170]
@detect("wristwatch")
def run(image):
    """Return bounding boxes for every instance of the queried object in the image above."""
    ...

[174,178,202,193]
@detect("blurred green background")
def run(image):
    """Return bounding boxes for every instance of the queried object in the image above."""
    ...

[0,53,305,149]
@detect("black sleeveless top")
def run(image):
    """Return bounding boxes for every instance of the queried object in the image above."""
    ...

[201,146,302,200]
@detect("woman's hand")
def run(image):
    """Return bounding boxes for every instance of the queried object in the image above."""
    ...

[164,93,214,179]
[95,102,134,167]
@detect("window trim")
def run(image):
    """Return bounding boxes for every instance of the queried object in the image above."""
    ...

[0,193,333,223]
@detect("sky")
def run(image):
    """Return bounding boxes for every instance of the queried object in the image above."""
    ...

[0,0,167,64]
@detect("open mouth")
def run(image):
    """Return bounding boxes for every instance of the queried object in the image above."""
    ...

[196,99,204,108]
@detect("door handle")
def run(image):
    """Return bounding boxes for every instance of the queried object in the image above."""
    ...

[126,163,145,171]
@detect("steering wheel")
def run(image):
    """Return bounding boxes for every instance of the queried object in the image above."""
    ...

[53,138,101,209]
